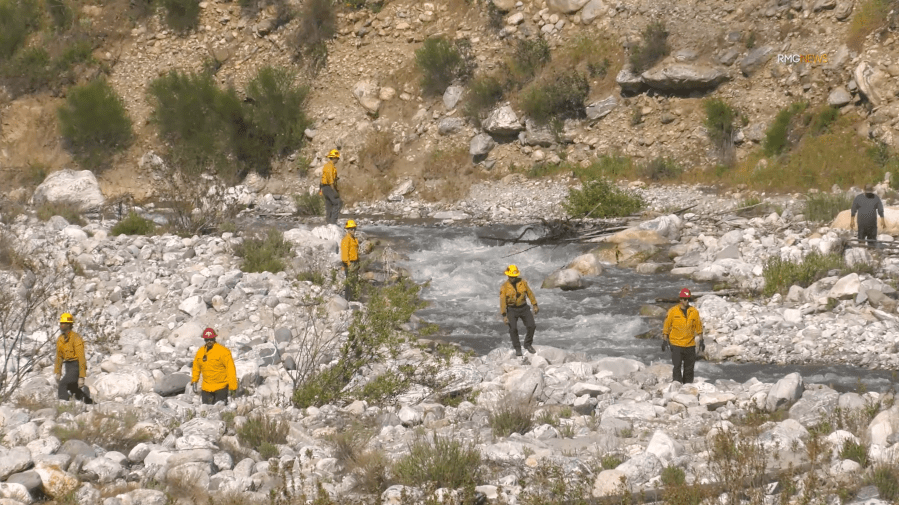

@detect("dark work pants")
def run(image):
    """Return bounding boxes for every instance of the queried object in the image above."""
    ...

[670,344,696,384]
[506,305,536,351]
[321,185,342,225]
[58,361,87,401]
[201,387,229,405]
[857,219,877,247]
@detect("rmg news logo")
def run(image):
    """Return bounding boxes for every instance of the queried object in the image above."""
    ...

[776,54,828,64]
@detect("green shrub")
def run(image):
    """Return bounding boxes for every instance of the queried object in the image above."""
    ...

[415,36,475,96]
[563,178,644,218]
[393,434,482,490]
[110,212,156,236]
[745,31,756,49]
[36,202,86,226]
[52,410,150,454]
[0,0,40,62]
[520,72,589,125]
[868,464,899,502]
[639,157,681,181]
[58,78,133,171]
[808,105,840,136]
[235,228,292,273]
[575,154,636,180]
[601,453,623,470]
[489,396,534,437]
[848,0,896,51]
[661,465,686,486]
[840,439,868,467]
[160,0,201,32]
[508,37,550,86]
[292,0,335,71]
[463,74,504,125]
[294,192,324,216]
[762,251,845,296]
[3,46,52,92]
[703,98,737,160]
[629,21,669,73]
[763,101,808,156]
[297,269,326,285]
[237,413,289,455]
[804,192,851,223]
[47,0,72,29]
[588,57,611,78]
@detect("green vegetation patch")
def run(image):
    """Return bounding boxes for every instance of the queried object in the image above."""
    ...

[415,36,475,96]
[235,228,292,273]
[110,212,156,236]
[58,78,133,171]
[564,178,644,218]
[629,21,669,73]
[762,251,845,296]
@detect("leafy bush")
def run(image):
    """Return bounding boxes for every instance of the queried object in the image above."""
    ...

[393,433,482,490]
[110,212,156,236]
[415,36,475,96]
[808,105,840,136]
[489,396,535,437]
[292,0,335,72]
[463,74,504,125]
[237,413,289,456]
[804,192,851,223]
[235,228,292,273]
[848,0,896,51]
[629,21,669,73]
[763,101,808,157]
[661,465,686,486]
[36,202,86,226]
[762,251,845,296]
[507,37,550,86]
[160,0,201,32]
[563,178,644,218]
[0,0,40,62]
[58,78,133,171]
[703,98,737,161]
[601,453,623,470]
[840,439,868,467]
[294,192,324,216]
[520,72,589,124]
[639,157,681,181]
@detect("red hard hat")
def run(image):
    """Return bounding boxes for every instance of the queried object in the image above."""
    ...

[679,288,692,298]
[202,327,217,339]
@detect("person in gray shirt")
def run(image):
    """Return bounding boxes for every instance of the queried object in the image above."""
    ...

[851,184,886,247]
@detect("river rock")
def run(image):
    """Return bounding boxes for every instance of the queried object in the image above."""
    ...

[83,456,123,484]
[470,133,496,156]
[32,169,105,212]
[438,117,465,136]
[641,64,729,91]
[482,105,523,136]
[637,214,682,241]
[6,471,42,497]
[0,482,32,504]
[352,80,381,114]
[59,440,96,459]
[0,447,32,480]
[565,254,603,276]
[153,373,191,396]
[868,405,899,446]
[592,469,626,497]
[505,368,545,399]
[541,268,584,290]
[178,295,207,317]
[645,431,682,464]
[829,273,860,299]
[828,87,853,107]
[580,0,608,23]
[93,373,142,401]
[586,96,617,120]
[766,372,804,412]
[594,357,644,377]
[616,451,662,487]
[831,207,899,234]
[443,85,464,109]
[788,385,839,426]
[35,466,80,498]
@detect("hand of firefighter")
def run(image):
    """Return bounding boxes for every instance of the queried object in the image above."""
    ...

[661,337,669,352]
[502,314,508,325]
[533,304,539,315]
[77,378,85,388]
[698,339,706,354]
[55,373,61,383]
[191,382,199,394]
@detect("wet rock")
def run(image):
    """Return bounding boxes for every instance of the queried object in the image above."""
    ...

[565,254,603,276]
[541,268,584,290]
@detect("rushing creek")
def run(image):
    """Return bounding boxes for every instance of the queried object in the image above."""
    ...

[361,222,899,393]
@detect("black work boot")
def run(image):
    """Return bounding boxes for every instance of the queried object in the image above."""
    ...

[514,348,523,357]
[525,345,536,354]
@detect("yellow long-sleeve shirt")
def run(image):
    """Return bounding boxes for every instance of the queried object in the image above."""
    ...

[341,232,358,263]
[55,331,86,378]
[663,305,703,347]
[321,160,337,186]
[500,279,537,314]
[191,343,238,392]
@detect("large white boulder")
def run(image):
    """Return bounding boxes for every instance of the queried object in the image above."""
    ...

[92,373,142,401]
[831,207,899,234]
[565,254,603,276]
[766,373,804,412]
[32,169,105,212]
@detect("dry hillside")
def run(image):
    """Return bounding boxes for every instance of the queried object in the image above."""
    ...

[1,0,898,204]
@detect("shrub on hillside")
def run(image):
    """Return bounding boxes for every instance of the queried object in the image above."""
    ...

[237,413,288,458]
[762,251,844,296]
[415,36,475,96]
[848,0,896,51]
[0,0,40,62]
[58,78,133,171]
[639,156,682,181]
[807,105,839,136]
[508,37,551,86]
[463,74,504,125]
[160,0,201,32]
[763,101,808,156]
[294,192,324,216]
[520,72,589,125]
[235,228,292,273]
[3,47,52,93]
[392,434,482,491]
[110,212,156,236]
[47,0,73,29]
[291,0,335,72]
[703,98,737,163]
[575,154,636,181]
[563,178,644,218]
[629,21,669,73]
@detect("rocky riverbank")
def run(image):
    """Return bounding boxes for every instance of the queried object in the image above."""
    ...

[2,177,899,504]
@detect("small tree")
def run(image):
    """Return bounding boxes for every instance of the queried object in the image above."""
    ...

[415,37,475,96]
[58,78,133,171]
[703,97,737,165]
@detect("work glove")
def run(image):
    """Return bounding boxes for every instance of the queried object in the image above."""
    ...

[698,340,706,353]
[55,373,61,383]
[533,305,539,315]
[661,339,669,352]
[77,378,84,388]
[191,382,199,394]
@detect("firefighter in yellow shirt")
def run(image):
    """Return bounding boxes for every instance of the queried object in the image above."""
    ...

[54,313,91,402]
[499,264,539,357]
[191,327,238,405]
[320,149,342,225]
[662,288,704,384]
[341,220,360,301]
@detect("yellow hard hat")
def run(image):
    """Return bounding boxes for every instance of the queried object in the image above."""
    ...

[327,149,340,159]
[346,220,357,228]
[60,313,74,324]
[504,264,520,277]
